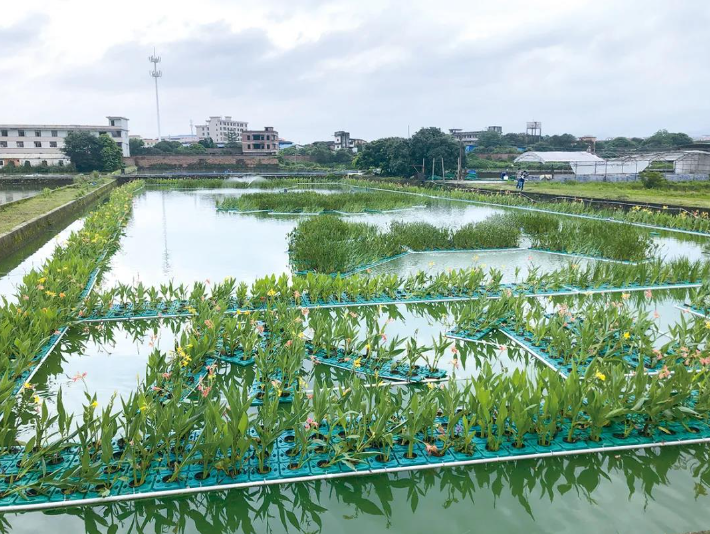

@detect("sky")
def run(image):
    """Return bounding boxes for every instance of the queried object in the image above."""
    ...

[1,0,709,143]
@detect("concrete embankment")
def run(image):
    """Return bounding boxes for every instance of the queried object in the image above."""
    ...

[0,180,117,261]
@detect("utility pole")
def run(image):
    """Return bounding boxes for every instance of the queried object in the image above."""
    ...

[149,49,163,141]
[189,119,194,136]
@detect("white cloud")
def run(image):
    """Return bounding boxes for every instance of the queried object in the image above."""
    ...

[0,0,708,142]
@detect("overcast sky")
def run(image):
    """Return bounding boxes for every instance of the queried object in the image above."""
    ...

[1,0,708,143]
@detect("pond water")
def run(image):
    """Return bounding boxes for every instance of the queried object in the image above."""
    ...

[3,184,710,533]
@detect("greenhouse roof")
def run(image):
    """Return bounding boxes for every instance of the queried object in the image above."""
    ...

[514,151,604,164]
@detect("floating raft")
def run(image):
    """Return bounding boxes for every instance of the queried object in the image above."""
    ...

[1,419,709,513]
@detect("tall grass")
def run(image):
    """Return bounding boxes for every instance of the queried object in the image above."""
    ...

[147,177,343,189]
[219,191,426,212]
[289,216,523,273]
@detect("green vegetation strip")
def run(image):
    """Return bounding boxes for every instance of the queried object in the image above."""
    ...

[0,177,113,235]
[346,180,710,236]
[81,257,708,322]
[472,180,710,211]
[217,191,428,213]
[0,181,142,396]
[288,211,653,274]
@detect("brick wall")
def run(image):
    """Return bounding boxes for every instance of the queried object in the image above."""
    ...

[123,155,279,169]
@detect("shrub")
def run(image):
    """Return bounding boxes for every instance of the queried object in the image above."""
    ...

[639,171,668,189]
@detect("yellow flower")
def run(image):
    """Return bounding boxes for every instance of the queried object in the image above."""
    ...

[353,358,362,369]
[267,289,277,297]
[33,395,42,404]
[595,371,606,381]
[298,332,305,339]
[91,401,99,409]
[623,332,630,340]
[365,344,370,351]
[45,290,56,297]
[38,277,46,283]
[427,382,435,390]
[23,382,33,390]
[705,320,710,330]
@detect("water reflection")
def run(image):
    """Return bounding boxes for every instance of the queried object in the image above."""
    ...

[3,445,710,533]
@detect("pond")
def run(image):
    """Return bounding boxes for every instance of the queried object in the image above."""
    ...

[2,182,710,533]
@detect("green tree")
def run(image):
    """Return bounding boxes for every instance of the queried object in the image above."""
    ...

[356,137,411,176]
[99,135,123,171]
[409,127,459,176]
[642,130,693,150]
[476,130,503,148]
[129,137,146,155]
[198,137,215,149]
[180,143,207,154]
[225,131,239,148]
[62,131,104,172]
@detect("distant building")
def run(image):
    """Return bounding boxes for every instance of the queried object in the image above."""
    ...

[0,116,129,168]
[449,126,502,150]
[242,127,279,155]
[279,139,295,150]
[334,131,367,152]
[195,116,248,144]
[334,131,351,150]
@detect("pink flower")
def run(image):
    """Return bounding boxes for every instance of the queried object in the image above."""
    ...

[644,289,653,299]
[381,333,387,342]
[653,310,660,319]
[204,319,214,329]
[451,358,460,370]
[197,383,212,397]
[305,417,319,430]
[499,344,508,353]
[71,372,87,382]
[700,356,710,366]
[161,372,172,379]
[285,340,293,347]
[424,442,439,455]
[451,347,459,355]
[301,307,309,316]
[658,366,671,379]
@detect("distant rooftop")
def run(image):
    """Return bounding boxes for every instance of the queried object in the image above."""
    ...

[515,151,604,164]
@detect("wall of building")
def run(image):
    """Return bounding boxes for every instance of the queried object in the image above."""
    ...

[0,118,130,164]
[124,155,279,169]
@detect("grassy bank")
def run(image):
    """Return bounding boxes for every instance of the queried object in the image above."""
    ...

[469,181,710,209]
[0,177,113,235]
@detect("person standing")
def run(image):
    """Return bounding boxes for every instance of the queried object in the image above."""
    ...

[520,170,528,191]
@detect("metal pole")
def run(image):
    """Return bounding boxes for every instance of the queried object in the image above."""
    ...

[154,75,161,141]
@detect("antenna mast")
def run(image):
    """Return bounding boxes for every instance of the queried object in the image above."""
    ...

[149,49,163,140]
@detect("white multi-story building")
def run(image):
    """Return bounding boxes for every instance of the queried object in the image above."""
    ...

[0,117,129,168]
[334,131,367,152]
[195,116,248,144]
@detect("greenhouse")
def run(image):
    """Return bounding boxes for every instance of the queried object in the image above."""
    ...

[1,176,710,531]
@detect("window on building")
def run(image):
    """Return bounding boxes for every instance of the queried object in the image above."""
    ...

[58,160,64,166]
[18,130,25,137]
[41,160,48,166]
[0,142,6,148]
[110,119,115,126]
[0,161,3,166]
[35,130,41,137]
[248,144,251,149]
[16,141,24,148]
[0,130,7,137]
[112,131,121,138]
[51,130,58,137]
[50,141,57,148]
[35,141,42,148]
